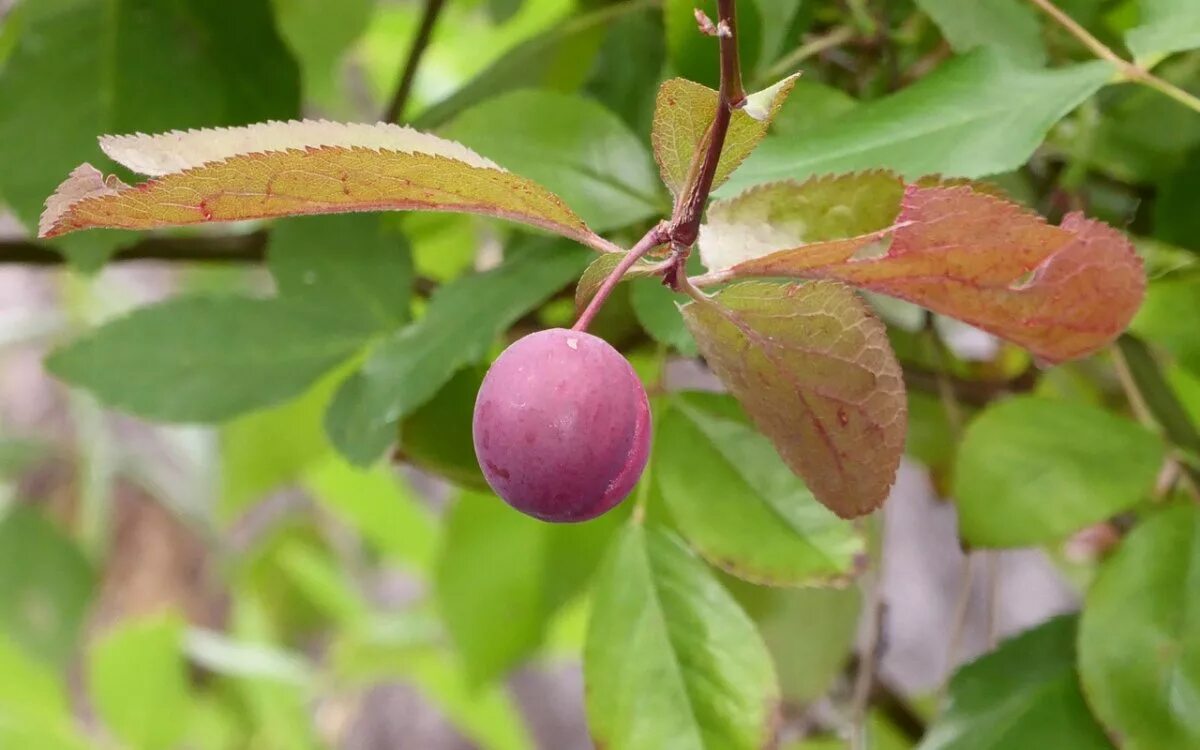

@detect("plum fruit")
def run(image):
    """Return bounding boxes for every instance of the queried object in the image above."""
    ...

[472,328,651,522]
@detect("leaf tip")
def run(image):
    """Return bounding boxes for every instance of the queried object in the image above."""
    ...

[38,164,123,239]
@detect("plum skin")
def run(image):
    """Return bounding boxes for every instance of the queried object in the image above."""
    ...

[472,328,651,522]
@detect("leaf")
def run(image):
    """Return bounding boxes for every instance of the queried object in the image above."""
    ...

[1153,148,1200,253]
[442,90,665,232]
[717,182,1145,364]
[655,392,866,585]
[584,524,778,750]
[1126,0,1200,64]
[698,171,905,271]
[89,613,192,750]
[914,0,1046,64]
[272,0,373,109]
[630,277,698,355]
[398,366,490,490]
[412,0,639,130]
[437,490,622,687]
[47,296,369,423]
[183,629,313,687]
[0,508,94,669]
[267,214,414,332]
[325,239,588,465]
[39,120,597,248]
[953,396,1163,547]
[1079,505,1200,750]
[0,0,299,238]
[651,75,799,197]
[723,50,1115,194]
[1134,273,1200,377]
[681,281,906,518]
[584,7,667,135]
[918,615,1113,750]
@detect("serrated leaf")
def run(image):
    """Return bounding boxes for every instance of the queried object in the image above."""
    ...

[39,121,597,247]
[719,183,1145,364]
[326,240,588,465]
[584,523,778,750]
[267,213,413,332]
[953,396,1163,548]
[699,171,904,271]
[723,50,1114,193]
[656,392,865,585]
[651,75,798,197]
[443,90,665,232]
[682,281,906,518]
[1126,0,1200,64]
[48,296,369,423]
[89,613,192,750]
[914,0,1046,64]
[919,615,1113,750]
[1079,505,1200,750]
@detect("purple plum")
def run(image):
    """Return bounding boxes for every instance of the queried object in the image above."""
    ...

[472,328,651,522]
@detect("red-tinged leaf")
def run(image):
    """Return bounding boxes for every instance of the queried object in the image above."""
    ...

[651,75,798,197]
[719,184,1145,363]
[38,121,596,245]
[681,280,907,518]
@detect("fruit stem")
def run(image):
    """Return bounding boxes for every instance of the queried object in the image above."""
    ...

[572,222,670,332]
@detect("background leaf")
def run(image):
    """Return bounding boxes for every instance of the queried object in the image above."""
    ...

[1079,505,1200,750]
[584,524,778,750]
[724,50,1114,193]
[682,280,907,518]
[953,396,1164,547]
[48,296,369,423]
[655,392,865,585]
[919,615,1112,750]
[1126,0,1200,64]
[443,89,665,231]
[89,613,192,750]
[914,0,1045,64]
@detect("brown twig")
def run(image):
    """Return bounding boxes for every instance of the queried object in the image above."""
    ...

[384,0,449,123]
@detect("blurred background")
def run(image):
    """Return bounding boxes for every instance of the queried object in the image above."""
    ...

[0,0,1198,748]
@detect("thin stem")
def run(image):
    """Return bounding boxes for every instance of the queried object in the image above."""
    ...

[716,0,746,105]
[850,565,886,750]
[385,0,448,123]
[1026,0,1200,115]
[572,223,669,332]
[939,553,976,700]
[763,25,856,81]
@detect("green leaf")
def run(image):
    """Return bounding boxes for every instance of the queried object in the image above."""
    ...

[724,50,1114,193]
[769,79,858,139]
[751,586,861,704]
[1126,0,1200,64]
[48,296,369,423]
[919,615,1113,750]
[1134,274,1200,377]
[651,75,799,197]
[630,278,698,355]
[304,458,438,571]
[0,0,298,248]
[665,0,762,88]
[267,214,414,332]
[443,90,664,232]
[0,507,93,668]
[681,281,907,518]
[271,0,372,109]
[585,524,778,750]
[656,393,866,585]
[1079,505,1200,750]
[915,0,1046,64]
[219,366,342,522]
[1153,148,1200,253]
[412,0,638,130]
[575,251,658,316]
[325,239,588,465]
[953,396,1164,547]
[399,366,490,489]
[0,631,90,750]
[89,613,192,750]
[437,490,622,686]
[583,7,666,135]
